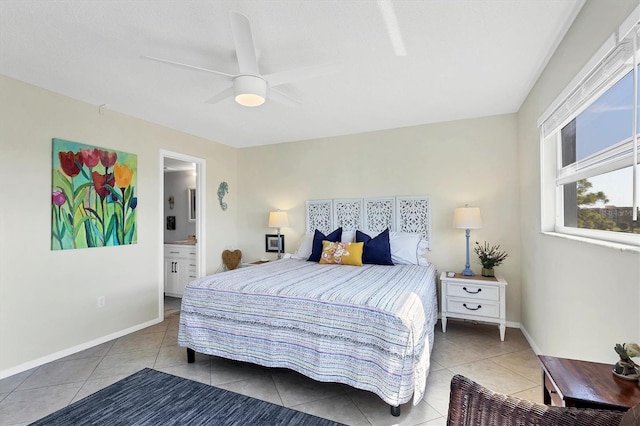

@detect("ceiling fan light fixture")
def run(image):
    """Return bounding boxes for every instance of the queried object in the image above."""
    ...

[234,75,266,107]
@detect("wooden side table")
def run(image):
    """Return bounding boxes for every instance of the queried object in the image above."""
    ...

[440,272,507,340]
[539,355,640,410]
[240,260,270,267]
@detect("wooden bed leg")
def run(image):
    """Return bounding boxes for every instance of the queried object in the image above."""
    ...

[390,405,400,417]
[187,348,195,363]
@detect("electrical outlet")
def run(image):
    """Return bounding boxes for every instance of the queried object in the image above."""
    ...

[97,296,106,308]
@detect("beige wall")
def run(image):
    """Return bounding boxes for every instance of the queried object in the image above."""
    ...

[517,0,640,362]
[237,114,523,325]
[0,75,238,375]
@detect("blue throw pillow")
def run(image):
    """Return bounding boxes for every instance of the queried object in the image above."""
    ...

[308,227,343,262]
[356,229,393,265]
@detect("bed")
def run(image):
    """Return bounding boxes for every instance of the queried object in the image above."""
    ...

[178,196,437,416]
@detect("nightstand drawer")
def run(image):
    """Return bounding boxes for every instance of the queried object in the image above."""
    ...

[447,282,499,301]
[447,299,500,319]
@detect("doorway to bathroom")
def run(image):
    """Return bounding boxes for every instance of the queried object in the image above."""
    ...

[160,150,206,315]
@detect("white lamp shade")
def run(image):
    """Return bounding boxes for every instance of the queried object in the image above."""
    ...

[268,211,289,228]
[452,207,482,229]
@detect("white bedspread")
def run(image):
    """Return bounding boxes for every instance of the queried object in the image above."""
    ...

[178,258,438,406]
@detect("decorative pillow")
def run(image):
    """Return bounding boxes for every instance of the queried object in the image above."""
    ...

[356,229,393,265]
[308,227,343,262]
[416,238,429,266]
[222,249,242,270]
[293,233,314,259]
[389,232,430,266]
[319,241,363,266]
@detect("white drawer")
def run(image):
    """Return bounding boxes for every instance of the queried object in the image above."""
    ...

[164,245,196,259]
[446,298,500,319]
[447,282,499,301]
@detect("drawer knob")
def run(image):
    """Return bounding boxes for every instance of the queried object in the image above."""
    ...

[463,303,482,311]
[463,287,481,294]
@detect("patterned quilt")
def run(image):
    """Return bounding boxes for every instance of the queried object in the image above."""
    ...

[178,258,438,406]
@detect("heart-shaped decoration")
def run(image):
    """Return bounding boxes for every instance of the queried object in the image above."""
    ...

[222,249,242,270]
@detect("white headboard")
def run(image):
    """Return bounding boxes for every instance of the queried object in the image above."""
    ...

[306,195,432,248]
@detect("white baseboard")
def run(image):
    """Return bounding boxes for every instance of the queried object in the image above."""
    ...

[437,315,541,348]
[0,316,163,380]
[518,324,542,355]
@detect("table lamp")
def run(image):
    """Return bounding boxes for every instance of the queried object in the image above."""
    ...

[268,210,289,259]
[452,206,482,276]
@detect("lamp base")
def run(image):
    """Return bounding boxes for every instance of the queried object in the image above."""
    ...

[461,268,474,276]
[461,229,474,276]
[276,227,282,260]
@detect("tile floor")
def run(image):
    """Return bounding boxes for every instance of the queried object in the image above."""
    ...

[0,297,543,425]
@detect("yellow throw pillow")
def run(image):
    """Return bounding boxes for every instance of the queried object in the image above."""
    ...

[319,241,363,266]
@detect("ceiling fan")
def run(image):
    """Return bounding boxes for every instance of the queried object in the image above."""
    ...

[142,11,336,107]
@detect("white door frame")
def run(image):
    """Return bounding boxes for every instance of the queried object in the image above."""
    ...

[159,150,206,318]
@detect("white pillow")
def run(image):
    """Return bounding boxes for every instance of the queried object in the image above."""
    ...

[293,233,314,259]
[341,230,356,243]
[416,238,429,266]
[389,232,430,266]
[359,229,382,238]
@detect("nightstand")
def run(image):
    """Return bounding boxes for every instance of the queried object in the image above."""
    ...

[440,272,507,341]
[240,260,270,267]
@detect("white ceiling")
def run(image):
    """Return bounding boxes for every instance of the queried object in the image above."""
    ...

[0,0,584,148]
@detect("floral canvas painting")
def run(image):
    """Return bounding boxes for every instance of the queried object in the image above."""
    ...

[51,138,137,250]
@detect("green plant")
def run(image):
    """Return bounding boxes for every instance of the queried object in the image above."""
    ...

[615,342,640,361]
[474,241,508,269]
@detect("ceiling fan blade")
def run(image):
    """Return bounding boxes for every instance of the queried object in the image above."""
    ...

[268,87,301,107]
[141,55,235,80]
[229,12,260,75]
[264,63,341,87]
[204,86,235,104]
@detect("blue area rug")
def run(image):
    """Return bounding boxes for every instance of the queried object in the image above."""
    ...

[30,368,345,425]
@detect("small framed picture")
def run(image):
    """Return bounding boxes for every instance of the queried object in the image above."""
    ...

[265,234,285,253]
[166,216,176,230]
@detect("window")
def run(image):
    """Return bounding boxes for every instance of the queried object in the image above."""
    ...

[540,11,640,247]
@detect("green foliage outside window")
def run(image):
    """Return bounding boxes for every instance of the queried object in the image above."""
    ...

[577,179,639,233]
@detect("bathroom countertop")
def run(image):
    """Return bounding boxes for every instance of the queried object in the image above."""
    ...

[164,240,197,245]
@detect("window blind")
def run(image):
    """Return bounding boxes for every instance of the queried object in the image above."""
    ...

[541,38,635,138]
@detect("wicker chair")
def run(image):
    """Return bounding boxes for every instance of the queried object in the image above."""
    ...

[447,374,630,426]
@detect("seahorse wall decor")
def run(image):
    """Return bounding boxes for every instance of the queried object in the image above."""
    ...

[217,181,229,211]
